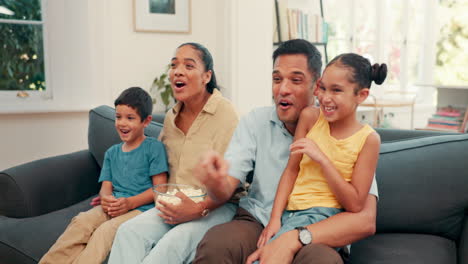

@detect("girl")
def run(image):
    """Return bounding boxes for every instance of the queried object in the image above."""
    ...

[257,53,387,248]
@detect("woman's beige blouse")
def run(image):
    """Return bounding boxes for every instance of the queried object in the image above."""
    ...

[159,89,239,188]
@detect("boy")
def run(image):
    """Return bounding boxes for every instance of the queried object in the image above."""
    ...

[40,87,168,264]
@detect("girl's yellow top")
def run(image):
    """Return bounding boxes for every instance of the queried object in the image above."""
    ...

[287,109,374,210]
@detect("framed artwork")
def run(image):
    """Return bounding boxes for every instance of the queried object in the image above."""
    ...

[133,0,191,33]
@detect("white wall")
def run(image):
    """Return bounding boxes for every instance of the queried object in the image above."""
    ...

[0,0,274,170]
[0,112,89,170]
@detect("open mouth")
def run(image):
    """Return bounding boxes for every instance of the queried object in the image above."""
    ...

[278,99,292,108]
[175,81,186,88]
[323,106,336,113]
[120,129,130,135]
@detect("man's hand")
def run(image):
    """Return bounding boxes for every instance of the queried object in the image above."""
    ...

[290,138,327,164]
[246,230,301,264]
[257,218,281,248]
[156,192,203,225]
[194,151,229,187]
[107,197,133,217]
[90,196,101,206]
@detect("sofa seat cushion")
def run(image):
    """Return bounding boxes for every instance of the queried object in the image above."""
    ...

[0,197,93,264]
[349,233,457,264]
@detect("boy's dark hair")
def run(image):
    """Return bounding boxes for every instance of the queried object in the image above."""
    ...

[178,42,218,94]
[328,53,387,94]
[114,87,153,122]
[273,39,322,81]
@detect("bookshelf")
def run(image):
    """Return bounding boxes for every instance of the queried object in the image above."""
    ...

[273,0,328,63]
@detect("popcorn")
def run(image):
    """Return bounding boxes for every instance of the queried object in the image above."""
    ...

[155,187,205,206]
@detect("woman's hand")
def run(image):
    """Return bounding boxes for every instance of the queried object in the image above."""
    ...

[107,197,133,217]
[290,138,327,164]
[156,192,203,225]
[257,218,281,248]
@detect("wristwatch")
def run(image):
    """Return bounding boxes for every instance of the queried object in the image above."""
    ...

[201,208,210,217]
[295,226,312,246]
[198,202,210,217]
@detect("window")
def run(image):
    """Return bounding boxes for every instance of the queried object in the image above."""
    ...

[0,0,49,100]
[324,0,432,91]
[435,0,468,86]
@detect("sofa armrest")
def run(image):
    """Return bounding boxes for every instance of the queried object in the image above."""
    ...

[0,150,100,218]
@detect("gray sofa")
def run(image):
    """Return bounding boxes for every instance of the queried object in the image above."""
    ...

[1,105,468,264]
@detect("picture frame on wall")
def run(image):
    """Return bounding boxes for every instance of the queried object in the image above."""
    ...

[133,0,191,33]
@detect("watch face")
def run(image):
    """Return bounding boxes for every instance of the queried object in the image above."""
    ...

[299,229,312,244]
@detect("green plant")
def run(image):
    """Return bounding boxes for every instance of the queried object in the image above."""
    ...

[150,65,175,112]
[0,0,46,91]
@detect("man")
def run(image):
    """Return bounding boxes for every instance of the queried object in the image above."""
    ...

[193,39,378,264]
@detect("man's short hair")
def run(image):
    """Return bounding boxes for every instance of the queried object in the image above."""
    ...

[114,87,153,121]
[273,39,322,81]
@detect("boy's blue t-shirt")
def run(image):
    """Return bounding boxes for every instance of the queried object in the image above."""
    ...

[98,137,168,212]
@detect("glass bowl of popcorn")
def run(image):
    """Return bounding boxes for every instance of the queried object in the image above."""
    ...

[153,183,207,206]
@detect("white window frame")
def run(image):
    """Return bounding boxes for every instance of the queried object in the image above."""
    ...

[0,0,52,106]
[326,0,437,92]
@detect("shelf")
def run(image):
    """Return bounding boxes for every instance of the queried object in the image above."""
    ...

[273,0,328,63]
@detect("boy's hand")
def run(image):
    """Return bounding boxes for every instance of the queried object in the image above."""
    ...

[290,138,327,164]
[257,218,281,248]
[107,197,133,217]
[90,196,101,206]
[100,195,117,214]
[156,192,202,224]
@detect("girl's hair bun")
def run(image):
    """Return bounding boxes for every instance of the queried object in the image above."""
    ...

[371,63,387,85]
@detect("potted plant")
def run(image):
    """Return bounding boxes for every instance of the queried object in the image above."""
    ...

[150,65,176,112]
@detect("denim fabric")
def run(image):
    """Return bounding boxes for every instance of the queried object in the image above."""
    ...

[272,207,343,241]
[108,203,237,264]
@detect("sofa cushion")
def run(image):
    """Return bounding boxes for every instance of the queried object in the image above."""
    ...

[0,197,93,264]
[349,233,457,264]
[376,134,468,241]
[88,105,163,167]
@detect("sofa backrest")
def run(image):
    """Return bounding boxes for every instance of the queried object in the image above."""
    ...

[375,128,456,143]
[88,105,164,167]
[376,133,468,241]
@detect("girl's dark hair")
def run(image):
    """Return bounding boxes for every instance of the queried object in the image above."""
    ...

[327,53,387,93]
[178,42,218,94]
[114,87,153,121]
[273,39,322,81]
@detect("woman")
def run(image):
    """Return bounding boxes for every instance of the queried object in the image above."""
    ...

[108,43,239,264]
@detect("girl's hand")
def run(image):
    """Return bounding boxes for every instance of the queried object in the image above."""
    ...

[256,218,281,248]
[107,197,132,217]
[290,138,326,164]
[156,192,203,225]
[247,230,299,264]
